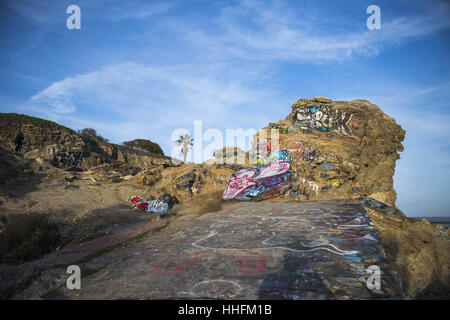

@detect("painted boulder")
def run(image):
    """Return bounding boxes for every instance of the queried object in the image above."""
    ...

[222,160,292,201]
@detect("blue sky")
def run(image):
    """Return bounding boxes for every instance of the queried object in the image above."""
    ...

[0,0,449,217]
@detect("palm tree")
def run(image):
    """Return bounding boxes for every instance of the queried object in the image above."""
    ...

[176,133,194,163]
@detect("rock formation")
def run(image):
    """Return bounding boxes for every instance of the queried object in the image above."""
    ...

[0,113,179,175]
[246,97,405,206]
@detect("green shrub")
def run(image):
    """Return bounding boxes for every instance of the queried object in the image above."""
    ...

[77,128,109,143]
[122,139,164,155]
[0,113,74,132]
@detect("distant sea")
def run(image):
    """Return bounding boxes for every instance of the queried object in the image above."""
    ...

[416,217,450,227]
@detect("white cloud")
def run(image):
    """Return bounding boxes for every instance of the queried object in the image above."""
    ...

[20,62,284,155]
[181,0,450,62]
[3,0,172,24]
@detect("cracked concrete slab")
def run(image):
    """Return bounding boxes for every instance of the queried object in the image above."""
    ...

[45,201,402,299]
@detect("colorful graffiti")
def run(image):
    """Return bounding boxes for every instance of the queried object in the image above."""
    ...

[222,160,292,200]
[278,137,340,165]
[294,106,356,135]
[269,124,293,134]
[50,147,84,168]
[321,178,344,192]
[257,138,281,157]
[253,136,291,165]
[320,163,335,171]
[128,193,178,213]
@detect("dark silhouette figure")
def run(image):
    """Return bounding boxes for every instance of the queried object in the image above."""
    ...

[14,132,24,153]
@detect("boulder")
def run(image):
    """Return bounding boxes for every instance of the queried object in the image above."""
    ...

[245,97,405,206]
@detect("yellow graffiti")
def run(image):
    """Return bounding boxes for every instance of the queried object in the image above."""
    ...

[327,178,344,187]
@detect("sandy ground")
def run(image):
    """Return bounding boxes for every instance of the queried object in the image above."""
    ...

[0,158,238,246]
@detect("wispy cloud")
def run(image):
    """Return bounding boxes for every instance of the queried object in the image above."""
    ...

[180,0,450,62]
[20,62,284,153]
[3,0,173,24]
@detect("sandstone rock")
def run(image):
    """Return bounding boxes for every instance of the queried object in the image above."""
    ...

[367,208,450,298]
[248,97,405,206]
[137,166,163,186]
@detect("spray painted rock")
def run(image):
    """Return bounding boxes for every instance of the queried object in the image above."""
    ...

[172,172,196,189]
[222,160,292,201]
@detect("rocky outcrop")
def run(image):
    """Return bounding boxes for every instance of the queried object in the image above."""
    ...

[134,163,235,203]
[248,97,405,207]
[0,114,84,154]
[0,113,179,173]
[367,206,449,298]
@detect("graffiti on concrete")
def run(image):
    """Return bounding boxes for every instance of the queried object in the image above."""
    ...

[49,202,402,299]
[222,160,291,200]
[294,106,356,135]
[154,251,266,277]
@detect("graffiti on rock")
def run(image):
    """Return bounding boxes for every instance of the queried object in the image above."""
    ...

[222,160,291,200]
[302,149,318,162]
[278,137,340,165]
[191,183,201,195]
[301,178,319,195]
[253,138,291,164]
[50,147,84,168]
[348,118,361,128]
[173,172,196,189]
[357,196,404,216]
[294,106,356,135]
[127,193,178,213]
[320,163,335,171]
[269,124,293,134]
[321,178,344,192]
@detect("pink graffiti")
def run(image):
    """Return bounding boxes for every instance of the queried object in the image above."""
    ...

[222,170,257,200]
[256,161,290,179]
[222,161,290,200]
